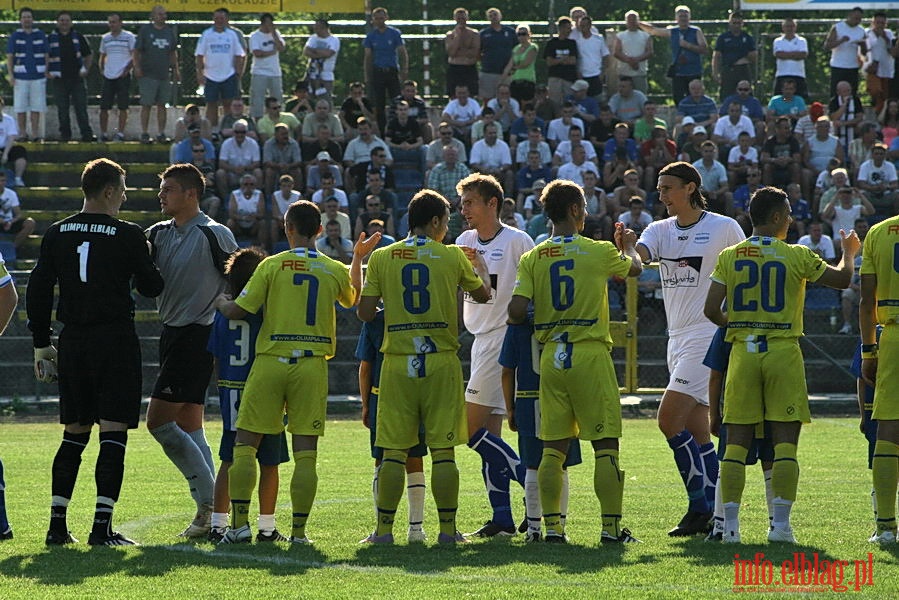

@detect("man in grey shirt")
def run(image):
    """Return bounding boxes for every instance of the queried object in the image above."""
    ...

[134,5,180,143]
[145,163,237,539]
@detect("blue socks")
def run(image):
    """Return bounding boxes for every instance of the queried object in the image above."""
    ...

[699,441,719,508]
[668,430,711,513]
[468,427,525,528]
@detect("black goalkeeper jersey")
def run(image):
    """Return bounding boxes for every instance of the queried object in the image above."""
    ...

[26,212,164,347]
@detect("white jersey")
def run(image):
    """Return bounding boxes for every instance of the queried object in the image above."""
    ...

[457,224,535,335]
[637,211,744,335]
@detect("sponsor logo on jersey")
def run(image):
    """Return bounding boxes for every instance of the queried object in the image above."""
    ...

[694,232,711,244]
[489,248,505,261]
[674,377,689,385]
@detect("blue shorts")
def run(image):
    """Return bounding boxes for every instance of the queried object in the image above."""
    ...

[515,396,582,468]
[518,434,583,470]
[369,393,428,460]
[717,421,775,466]
[205,74,240,103]
[219,429,290,466]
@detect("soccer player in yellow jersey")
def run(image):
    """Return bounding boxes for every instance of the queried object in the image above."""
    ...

[508,179,643,544]
[214,200,380,544]
[859,211,899,545]
[705,186,859,544]
[358,189,491,544]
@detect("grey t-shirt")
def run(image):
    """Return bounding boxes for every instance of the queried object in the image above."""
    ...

[146,212,237,327]
[136,23,179,81]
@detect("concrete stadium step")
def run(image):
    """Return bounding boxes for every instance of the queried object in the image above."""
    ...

[17,187,162,212]
[19,140,171,165]
[27,162,166,189]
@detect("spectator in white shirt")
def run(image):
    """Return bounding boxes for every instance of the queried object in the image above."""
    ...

[248,13,285,119]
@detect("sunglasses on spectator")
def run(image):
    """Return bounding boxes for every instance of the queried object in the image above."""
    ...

[738,87,750,91]
[192,147,205,152]
[235,130,247,134]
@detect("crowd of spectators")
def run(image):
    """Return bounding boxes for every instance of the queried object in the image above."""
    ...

[2,4,898,308]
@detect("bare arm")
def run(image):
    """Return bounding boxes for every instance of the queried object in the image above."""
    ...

[357,294,379,322]
[859,273,878,386]
[816,230,861,289]
[0,282,17,335]
[507,294,530,324]
[359,359,373,428]
[704,280,728,327]
[501,366,517,432]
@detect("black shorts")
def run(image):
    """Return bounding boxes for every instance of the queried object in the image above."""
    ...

[152,323,214,405]
[5,145,26,163]
[58,325,142,428]
[100,75,132,110]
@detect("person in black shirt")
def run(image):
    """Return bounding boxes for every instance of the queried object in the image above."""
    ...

[47,11,95,142]
[26,158,164,546]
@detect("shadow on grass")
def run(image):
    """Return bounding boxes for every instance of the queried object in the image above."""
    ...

[0,540,331,585]
[672,535,845,569]
[351,535,651,576]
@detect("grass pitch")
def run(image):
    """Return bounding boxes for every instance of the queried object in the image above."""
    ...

[0,417,896,599]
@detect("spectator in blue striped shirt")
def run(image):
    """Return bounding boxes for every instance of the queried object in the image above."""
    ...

[5,7,48,141]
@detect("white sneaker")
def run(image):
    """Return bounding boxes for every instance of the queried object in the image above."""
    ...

[767,526,796,543]
[869,530,897,545]
[838,323,852,335]
[407,528,427,543]
[13,177,24,187]
[219,524,252,544]
[722,530,741,544]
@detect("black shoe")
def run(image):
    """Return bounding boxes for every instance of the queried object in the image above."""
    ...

[46,529,78,545]
[668,511,714,537]
[544,532,569,544]
[517,498,528,533]
[0,527,12,540]
[81,135,96,142]
[601,527,641,544]
[466,520,516,538]
[88,531,138,546]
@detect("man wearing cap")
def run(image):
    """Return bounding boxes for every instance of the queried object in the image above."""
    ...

[173,123,216,164]
[676,79,717,130]
[795,101,826,145]
[677,121,707,163]
[566,79,599,125]
[573,14,609,100]
[306,150,343,194]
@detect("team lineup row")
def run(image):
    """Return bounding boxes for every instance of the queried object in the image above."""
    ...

[0,157,895,549]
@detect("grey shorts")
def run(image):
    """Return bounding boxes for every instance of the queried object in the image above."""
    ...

[138,77,173,106]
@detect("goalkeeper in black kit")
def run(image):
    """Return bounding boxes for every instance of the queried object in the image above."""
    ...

[26,158,164,546]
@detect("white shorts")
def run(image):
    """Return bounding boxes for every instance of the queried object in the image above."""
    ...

[465,327,506,414]
[13,78,47,113]
[666,330,714,406]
